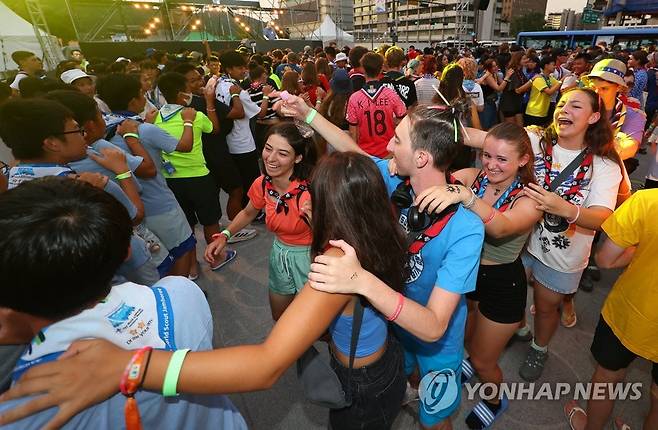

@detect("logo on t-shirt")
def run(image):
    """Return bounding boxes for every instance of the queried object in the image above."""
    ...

[406,253,424,283]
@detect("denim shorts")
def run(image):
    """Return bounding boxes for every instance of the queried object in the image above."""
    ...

[329,335,406,430]
[403,348,462,426]
[268,238,311,296]
[521,251,584,295]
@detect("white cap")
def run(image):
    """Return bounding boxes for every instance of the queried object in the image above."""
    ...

[60,68,92,84]
[116,57,131,63]
[335,52,348,62]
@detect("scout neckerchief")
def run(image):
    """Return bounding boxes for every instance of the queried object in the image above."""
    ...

[402,176,460,256]
[541,136,593,233]
[158,104,185,122]
[263,175,308,215]
[470,170,523,212]
[609,96,627,133]
[543,136,593,201]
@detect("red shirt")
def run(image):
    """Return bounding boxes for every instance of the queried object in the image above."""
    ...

[346,81,406,158]
[248,175,312,246]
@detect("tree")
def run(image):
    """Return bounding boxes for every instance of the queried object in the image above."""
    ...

[510,12,549,37]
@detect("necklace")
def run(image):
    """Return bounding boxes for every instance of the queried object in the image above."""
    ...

[493,187,501,196]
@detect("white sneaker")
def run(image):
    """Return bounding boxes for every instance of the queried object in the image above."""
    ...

[227,228,257,244]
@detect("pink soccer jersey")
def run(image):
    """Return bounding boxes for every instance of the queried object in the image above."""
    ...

[346,82,406,158]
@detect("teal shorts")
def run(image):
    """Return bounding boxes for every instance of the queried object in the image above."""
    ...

[268,238,311,296]
[404,349,462,427]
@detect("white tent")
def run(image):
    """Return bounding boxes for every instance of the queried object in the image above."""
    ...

[306,15,354,45]
[0,2,61,72]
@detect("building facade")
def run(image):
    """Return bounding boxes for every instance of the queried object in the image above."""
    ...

[353,0,511,47]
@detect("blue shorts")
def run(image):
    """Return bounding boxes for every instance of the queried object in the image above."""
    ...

[403,349,462,426]
[521,251,584,295]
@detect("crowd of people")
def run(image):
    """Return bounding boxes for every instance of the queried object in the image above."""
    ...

[0,39,656,430]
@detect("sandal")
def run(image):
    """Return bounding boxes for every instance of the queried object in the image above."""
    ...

[564,400,586,430]
[461,357,476,385]
[466,395,508,429]
[561,307,577,328]
[614,417,631,430]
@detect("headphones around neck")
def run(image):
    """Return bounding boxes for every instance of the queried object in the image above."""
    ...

[391,181,457,232]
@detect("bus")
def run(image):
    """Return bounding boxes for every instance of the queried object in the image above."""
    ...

[516,28,658,50]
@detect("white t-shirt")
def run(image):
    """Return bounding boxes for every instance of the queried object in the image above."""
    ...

[9,72,29,91]
[462,80,484,108]
[216,78,260,154]
[526,129,622,273]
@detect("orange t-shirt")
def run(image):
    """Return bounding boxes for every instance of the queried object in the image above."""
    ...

[248,175,312,246]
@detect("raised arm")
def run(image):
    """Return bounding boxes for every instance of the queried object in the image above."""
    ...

[280,95,365,154]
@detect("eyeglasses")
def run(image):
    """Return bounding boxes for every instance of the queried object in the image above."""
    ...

[58,128,86,137]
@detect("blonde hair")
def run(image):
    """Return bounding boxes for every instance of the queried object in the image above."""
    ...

[457,57,477,80]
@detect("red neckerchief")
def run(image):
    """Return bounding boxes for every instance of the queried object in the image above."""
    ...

[404,175,460,256]
[264,176,308,215]
[470,170,524,213]
[543,137,593,201]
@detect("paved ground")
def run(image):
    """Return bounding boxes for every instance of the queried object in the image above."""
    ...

[193,150,654,430]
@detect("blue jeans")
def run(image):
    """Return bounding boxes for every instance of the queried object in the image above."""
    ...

[329,335,406,430]
[479,100,498,130]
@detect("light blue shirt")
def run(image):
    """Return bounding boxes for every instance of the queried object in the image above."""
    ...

[0,277,248,430]
[374,158,484,357]
[110,122,181,216]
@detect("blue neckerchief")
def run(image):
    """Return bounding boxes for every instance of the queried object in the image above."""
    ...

[158,104,185,122]
[476,176,520,209]
[104,110,143,139]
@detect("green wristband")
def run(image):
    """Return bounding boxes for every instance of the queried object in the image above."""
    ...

[162,349,191,397]
[305,109,317,125]
[123,132,140,140]
[115,171,132,180]
[220,229,232,240]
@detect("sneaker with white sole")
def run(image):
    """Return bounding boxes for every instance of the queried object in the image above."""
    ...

[227,228,257,244]
[519,347,548,382]
[210,249,237,271]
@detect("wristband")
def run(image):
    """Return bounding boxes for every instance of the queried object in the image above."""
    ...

[463,188,477,209]
[162,349,191,397]
[122,132,140,140]
[567,205,581,224]
[183,122,194,127]
[305,109,317,125]
[483,207,497,224]
[262,95,270,100]
[386,293,405,322]
[231,93,240,98]
[206,107,216,112]
[120,347,152,430]
[211,229,232,241]
[116,171,133,180]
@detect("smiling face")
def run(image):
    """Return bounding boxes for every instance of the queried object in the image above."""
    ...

[553,90,601,140]
[481,136,529,185]
[262,133,301,179]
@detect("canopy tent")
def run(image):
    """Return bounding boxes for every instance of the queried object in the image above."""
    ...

[0,2,62,71]
[305,15,353,44]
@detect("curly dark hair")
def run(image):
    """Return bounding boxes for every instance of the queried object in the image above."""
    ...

[310,152,408,293]
[264,122,317,181]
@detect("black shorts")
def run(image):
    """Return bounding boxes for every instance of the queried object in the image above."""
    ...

[645,178,658,190]
[524,114,550,127]
[202,134,242,194]
[231,150,261,207]
[166,174,220,228]
[466,258,527,324]
[591,315,658,385]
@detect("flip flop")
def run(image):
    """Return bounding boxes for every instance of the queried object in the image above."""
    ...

[467,395,509,429]
[564,400,586,430]
[461,357,476,385]
[614,417,632,430]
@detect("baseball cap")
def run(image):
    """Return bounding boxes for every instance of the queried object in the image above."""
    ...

[60,69,92,84]
[584,58,627,87]
[330,69,352,94]
[335,52,348,62]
